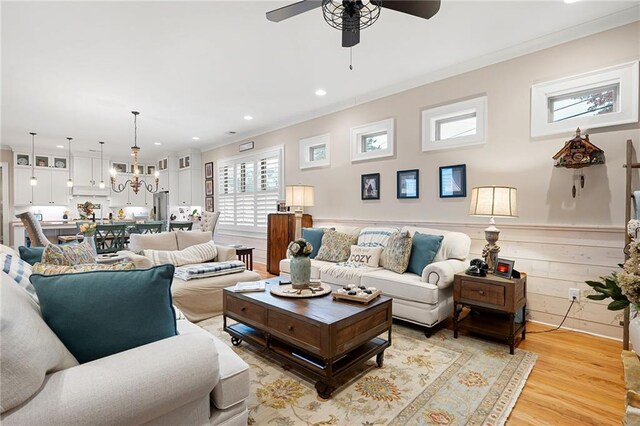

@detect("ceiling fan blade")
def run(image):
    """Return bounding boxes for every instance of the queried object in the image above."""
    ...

[266,0,322,22]
[342,27,360,48]
[374,0,441,20]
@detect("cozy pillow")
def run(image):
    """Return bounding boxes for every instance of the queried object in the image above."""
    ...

[1,253,35,299]
[143,240,218,267]
[128,232,178,253]
[315,230,357,263]
[31,261,135,275]
[407,232,444,275]
[41,242,96,266]
[176,230,212,250]
[1,274,78,413]
[348,245,383,267]
[30,265,178,364]
[357,227,398,248]
[302,228,325,259]
[380,231,413,274]
[19,246,45,265]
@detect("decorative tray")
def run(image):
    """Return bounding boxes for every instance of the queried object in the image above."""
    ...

[333,288,382,304]
[270,283,332,298]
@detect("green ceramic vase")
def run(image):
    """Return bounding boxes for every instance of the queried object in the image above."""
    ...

[290,255,311,289]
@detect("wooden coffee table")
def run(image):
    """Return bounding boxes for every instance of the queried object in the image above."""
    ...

[223,279,392,398]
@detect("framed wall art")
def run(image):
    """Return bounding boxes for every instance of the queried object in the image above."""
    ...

[361,173,380,200]
[205,179,214,196]
[205,162,214,179]
[205,197,214,212]
[397,169,419,199]
[439,164,466,198]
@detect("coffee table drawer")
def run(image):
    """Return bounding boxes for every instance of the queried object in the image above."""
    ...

[268,310,321,350]
[226,296,265,324]
[460,280,504,306]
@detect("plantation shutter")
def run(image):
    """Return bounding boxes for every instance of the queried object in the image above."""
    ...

[216,147,283,233]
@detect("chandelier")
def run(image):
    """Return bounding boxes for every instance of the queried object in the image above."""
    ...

[110,111,159,195]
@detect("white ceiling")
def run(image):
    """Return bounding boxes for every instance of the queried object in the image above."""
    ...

[2,1,639,160]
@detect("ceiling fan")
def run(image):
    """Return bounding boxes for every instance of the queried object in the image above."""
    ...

[266,0,441,48]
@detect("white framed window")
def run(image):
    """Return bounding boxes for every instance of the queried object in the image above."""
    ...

[531,61,639,137]
[421,96,487,152]
[351,118,395,162]
[299,133,330,169]
[217,145,283,234]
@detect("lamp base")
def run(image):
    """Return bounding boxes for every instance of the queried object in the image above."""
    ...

[482,225,500,272]
[293,208,303,240]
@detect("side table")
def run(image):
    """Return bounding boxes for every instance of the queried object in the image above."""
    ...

[453,272,527,354]
[236,247,254,270]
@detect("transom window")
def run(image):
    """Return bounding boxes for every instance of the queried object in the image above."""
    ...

[548,83,619,123]
[435,111,477,141]
[422,96,487,151]
[362,131,388,152]
[309,145,326,161]
[351,118,395,162]
[217,146,283,233]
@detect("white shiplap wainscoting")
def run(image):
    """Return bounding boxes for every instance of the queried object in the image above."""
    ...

[214,219,625,339]
[314,219,626,340]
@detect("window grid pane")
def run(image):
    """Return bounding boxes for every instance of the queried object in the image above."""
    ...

[361,131,388,152]
[548,83,619,123]
[435,112,477,141]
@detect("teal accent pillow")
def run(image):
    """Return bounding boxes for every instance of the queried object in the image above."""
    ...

[302,228,325,259]
[407,232,444,275]
[18,246,44,265]
[30,265,177,363]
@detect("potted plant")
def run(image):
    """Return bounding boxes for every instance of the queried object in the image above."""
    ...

[288,239,313,290]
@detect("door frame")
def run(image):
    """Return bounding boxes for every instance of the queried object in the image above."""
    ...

[1,162,9,245]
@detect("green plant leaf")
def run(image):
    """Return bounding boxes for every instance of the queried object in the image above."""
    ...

[586,294,609,301]
[608,300,629,311]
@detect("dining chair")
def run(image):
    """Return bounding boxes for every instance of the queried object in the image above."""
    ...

[201,211,220,237]
[135,221,164,234]
[15,211,50,247]
[169,222,193,231]
[95,224,126,254]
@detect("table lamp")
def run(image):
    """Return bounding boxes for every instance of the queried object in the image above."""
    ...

[285,185,315,239]
[468,186,518,271]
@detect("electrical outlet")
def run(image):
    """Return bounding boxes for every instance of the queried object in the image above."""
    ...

[569,288,580,302]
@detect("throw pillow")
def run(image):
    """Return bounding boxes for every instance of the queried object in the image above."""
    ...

[143,240,218,267]
[19,246,45,265]
[407,232,444,275]
[1,253,36,299]
[31,261,136,275]
[0,275,78,413]
[30,265,178,364]
[357,227,399,248]
[176,230,212,250]
[41,242,96,266]
[302,228,325,259]
[348,245,383,267]
[379,231,413,274]
[315,230,357,263]
[1,244,20,257]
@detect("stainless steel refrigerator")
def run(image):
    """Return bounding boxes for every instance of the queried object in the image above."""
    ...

[153,191,169,224]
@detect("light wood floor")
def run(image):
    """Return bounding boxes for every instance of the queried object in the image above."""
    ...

[252,263,625,425]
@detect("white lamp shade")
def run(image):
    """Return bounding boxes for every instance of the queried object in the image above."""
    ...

[469,186,517,217]
[285,185,315,207]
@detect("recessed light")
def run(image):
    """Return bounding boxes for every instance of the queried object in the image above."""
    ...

[56,145,64,149]
[244,115,253,121]
[192,136,200,141]
[315,89,327,96]
[154,142,162,146]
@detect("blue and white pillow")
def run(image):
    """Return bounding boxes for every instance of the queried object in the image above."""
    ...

[357,227,398,248]
[1,253,36,300]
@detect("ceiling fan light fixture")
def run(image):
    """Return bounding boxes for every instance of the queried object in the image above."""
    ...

[322,0,381,32]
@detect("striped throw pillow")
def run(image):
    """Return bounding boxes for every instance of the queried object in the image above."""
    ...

[143,240,218,267]
[357,227,399,248]
[1,253,36,299]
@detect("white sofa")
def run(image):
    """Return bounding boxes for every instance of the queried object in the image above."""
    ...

[279,226,471,335]
[0,244,251,425]
[122,231,261,322]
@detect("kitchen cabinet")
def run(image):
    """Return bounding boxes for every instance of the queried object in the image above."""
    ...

[16,168,69,206]
[72,156,109,194]
[157,170,170,192]
[178,169,191,205]
[15,152,68,170]
[109,174,150,207]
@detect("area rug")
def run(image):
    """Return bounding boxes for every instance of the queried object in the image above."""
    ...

[199,317,537,426]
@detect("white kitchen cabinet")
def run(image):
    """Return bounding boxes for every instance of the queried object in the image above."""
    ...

[157,170,169,192]
[73,156,109,194]
[109,175,130,207]
[129,185,145,207]
[73,157,94,186]
[14,168,34,206]
[178,169,191,205]
[23,169,69,206]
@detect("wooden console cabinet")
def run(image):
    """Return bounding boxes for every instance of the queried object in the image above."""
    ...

[267,213,312,275]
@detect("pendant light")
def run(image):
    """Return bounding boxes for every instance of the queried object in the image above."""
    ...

[66,137,73,188]
[98,141,105,189]
[29,132,37,186]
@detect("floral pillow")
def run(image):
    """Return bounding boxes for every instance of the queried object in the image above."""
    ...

[41,242,96,266]
[31,261,135,275]
[315,230,357,263]
[379,231,413,274]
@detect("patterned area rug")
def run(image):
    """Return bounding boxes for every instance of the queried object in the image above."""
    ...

[199,317,537,426]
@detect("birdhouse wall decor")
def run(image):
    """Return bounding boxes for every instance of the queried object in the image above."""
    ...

[552,128,605,198]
